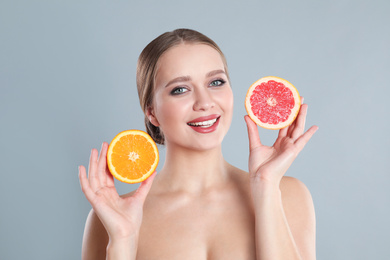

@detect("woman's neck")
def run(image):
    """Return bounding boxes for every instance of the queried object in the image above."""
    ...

[154,143,230,195]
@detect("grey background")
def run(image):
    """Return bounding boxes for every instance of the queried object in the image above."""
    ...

[1,0,389,259]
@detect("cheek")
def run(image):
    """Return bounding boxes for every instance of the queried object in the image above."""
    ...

[154,98,190,127]
[219,87,234,113]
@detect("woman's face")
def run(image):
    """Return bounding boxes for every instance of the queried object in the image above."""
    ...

[150,43,233,151]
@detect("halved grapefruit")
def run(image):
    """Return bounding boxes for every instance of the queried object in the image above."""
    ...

[245,76,301,130]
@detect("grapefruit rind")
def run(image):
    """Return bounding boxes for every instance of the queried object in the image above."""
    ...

[107,129,159,184]
[245,76,301,130]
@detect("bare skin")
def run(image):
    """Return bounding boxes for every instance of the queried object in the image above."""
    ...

[79,43,318,260]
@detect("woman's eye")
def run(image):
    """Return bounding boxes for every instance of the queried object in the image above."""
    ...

[171,87,188,95]
[209,79,226,87]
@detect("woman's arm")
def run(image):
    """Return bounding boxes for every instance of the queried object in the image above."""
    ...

[251,176,316,260]
[79,142,155,260]
[245,100,318,260]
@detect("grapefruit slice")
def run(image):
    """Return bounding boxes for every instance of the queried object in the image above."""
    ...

[245,76,301,130]
[107,130,159,184]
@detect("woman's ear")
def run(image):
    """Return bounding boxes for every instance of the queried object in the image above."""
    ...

[146,107,160,127]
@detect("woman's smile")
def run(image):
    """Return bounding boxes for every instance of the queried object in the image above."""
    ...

[187,115,221,133]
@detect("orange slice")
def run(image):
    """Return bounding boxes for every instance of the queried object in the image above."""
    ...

[107,130,159,183]
[245,76,301,130]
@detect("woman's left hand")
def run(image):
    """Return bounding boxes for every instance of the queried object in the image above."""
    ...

[245,99,318,186]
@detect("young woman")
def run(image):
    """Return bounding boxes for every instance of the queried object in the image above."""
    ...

[79,28,318,260]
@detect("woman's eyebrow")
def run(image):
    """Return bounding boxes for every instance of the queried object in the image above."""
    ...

[164,76,191,88]
[206,69,226,78]
[164,70,226,88]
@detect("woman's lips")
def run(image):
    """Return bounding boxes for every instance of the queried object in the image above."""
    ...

[187,114,220,124]
[187,115,220,133]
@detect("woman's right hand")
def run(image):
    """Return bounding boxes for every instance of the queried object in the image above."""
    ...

[79,142,156,242]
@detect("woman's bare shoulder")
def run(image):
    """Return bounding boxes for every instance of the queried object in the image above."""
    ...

[280,176,315,219]
[81,209,108,260]
[280,176,316,259]
[280,176,313,203]
[227,163,313,205]
[226,163,250,180]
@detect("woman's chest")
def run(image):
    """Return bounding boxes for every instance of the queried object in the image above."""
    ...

[137,193,256,260]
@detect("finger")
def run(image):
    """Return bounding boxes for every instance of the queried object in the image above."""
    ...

[106,164,115,187]
[244,115,262,151]
[278,124,289,138]
[295,125,319,151]
[97,142,109,186]
[134,172,157,202]
[291,103,308,140]
[88,148,100,191]
[79,165,96,202]
[286,96,304,138]
[286,118,297,137]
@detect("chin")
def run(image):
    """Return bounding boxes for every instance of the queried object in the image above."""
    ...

[188,130,228,151]
[165,131,226,152]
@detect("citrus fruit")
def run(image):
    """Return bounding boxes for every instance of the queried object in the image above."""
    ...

[245,76,301,130]
[107,130,159,184]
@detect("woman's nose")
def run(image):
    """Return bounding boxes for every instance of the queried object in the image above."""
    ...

[193,88,215,111]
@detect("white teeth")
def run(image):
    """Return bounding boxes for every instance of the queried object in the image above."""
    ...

[188,118,217,127]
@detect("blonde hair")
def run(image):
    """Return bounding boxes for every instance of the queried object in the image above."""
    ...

[136,28,229,144]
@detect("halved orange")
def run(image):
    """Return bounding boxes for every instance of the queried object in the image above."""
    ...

[107,130,159,184]
[245,76,301,130]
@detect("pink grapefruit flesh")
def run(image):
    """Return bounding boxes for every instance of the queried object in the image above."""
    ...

[245,76,301,130]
